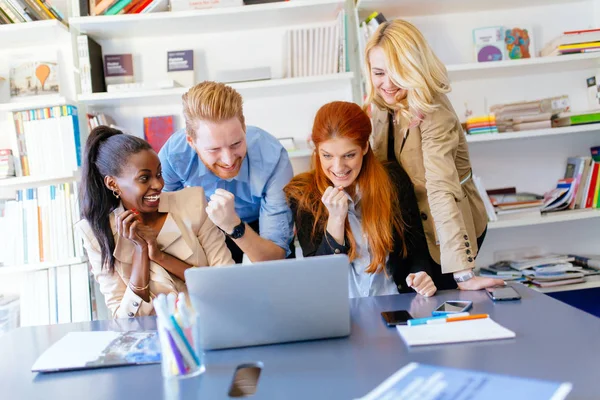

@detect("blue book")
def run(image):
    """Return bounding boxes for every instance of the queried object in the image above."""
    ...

[356,363,571,400]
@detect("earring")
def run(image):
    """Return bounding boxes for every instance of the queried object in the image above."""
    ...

[112,189,120,199]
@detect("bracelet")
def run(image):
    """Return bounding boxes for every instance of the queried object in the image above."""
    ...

[128,280,149,292]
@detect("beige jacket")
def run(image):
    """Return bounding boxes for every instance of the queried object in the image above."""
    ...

[75,187,234,318]
[371,94,488,274]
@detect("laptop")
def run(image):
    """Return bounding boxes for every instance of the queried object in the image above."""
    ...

[184,254,351,350]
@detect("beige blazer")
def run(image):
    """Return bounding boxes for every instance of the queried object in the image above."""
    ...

[371,94,488,274]
[76,187,234,318]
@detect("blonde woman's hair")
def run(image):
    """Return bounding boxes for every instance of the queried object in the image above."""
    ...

[182,81,246,138]
[364,19,450,125]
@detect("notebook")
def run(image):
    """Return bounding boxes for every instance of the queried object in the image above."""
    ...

[356,362,572,400]
[396,318,515,346]
[32,331,161,372]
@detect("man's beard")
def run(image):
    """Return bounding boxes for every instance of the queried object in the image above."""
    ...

[200,155,242,179]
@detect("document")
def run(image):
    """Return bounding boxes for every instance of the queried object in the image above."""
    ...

[356,362,572,400]
[32,331,161,372]
[396,317,515,346]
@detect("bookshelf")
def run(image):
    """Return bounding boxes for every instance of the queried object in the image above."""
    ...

[355,0,586,19]
[447,53,600,81]
[0,170,80,190]
[0,96,73,112]
[0,20,69,49]
[0,257,88,276]
[78,73,355,107]
[70,0,346,39]
[488,209,600,230]
[466,124,600,144]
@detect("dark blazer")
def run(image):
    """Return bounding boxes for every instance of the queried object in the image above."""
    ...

[289,162,457,293]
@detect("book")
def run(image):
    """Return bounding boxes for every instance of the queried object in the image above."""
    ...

[9,56,59,98]
[530,277,586,288]
[31,331,161,372]
[143,115,174,153]
[473,26,506,62]
[167,50,194,88]
[103,54,134,87]
[77,35,106,94]
[553,110,600,127]
[504,26,533,59]
[509,254,575,271]
[356,362,572,400]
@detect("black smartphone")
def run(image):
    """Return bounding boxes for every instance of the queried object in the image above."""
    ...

[486,286,521,301]
[381,310,413,326]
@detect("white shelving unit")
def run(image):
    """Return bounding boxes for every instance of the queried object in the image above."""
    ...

[0,20,69,49]
[466,124,600,143]
[70,0,345,38]
[0,170,80,190]
[488,209,600,230]
[78,73,354,107]
[356,0,585,18]
[0,257,88,276]
[0,96,73,112]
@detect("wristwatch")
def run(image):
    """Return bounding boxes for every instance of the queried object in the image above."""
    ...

[225,221,246,239]
[453,269,475,283]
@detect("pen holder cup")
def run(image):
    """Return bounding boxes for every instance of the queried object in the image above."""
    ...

[157,313,205,379]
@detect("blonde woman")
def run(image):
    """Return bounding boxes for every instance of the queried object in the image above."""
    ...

[364,19,504,290]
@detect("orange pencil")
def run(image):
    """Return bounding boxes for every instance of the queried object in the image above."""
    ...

[446,314,489,323]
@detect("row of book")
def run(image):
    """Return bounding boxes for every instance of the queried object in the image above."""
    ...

[0,183,84,266]
[541,28,600,57]
[8,106,81,178]
[0,0,64,25]
[480,254,600,289]
[473,148,600,223]
[0,149,15,179]
[285,10,347,78]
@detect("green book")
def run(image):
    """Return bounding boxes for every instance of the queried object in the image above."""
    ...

[104,0,130,15]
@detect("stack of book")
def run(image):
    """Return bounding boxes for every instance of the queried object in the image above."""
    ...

[86,0,170,16]
[487,188,544,220]
[480,254,600,288]
[0,0,65,25]
[541,28,600,57]
[552,110,600,127]
[490,95,570,132]
[465,114,498,135]
[0,149,15,179]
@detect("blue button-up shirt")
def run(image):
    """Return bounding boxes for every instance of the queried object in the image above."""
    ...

[158,126,294,255]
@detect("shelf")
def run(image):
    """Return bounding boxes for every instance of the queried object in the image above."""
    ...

[0,257,88,276]
[466,124,600,144]
[488,209,600,230]
[527,275,600,294]
[447,53,600,81]
[70,0,344,40]
[0,20,69,50]
[0,96,73,112]
[356,0,586,19]
[78,73,355,107]
[287,148,313,159]
[0,170,80,190]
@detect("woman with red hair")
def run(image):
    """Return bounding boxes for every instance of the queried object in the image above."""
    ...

[284,101,441,298]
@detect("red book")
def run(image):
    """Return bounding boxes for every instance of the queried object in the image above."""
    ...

[130,0,152,13]
[585,163,599,209]
[143,116,174,153]
[564,28,600,35]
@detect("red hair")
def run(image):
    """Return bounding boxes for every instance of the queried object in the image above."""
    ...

[285,101,405,274]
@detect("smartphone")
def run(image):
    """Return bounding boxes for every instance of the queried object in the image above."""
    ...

[486,286,521,301]
[432,300,473,316]
[381,310,413,326]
